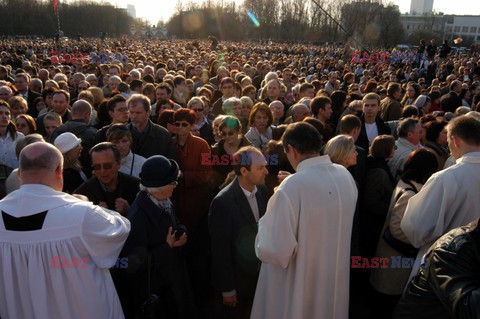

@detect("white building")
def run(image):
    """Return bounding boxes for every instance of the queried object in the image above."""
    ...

[127,4,136,19]
[410,0,434,15]
[444,15,480,44]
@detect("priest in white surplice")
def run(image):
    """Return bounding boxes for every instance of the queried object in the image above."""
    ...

[250,122,357,319]
[0,142,130,319]
[401,115,480,281]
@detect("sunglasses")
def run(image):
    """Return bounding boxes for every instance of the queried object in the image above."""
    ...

[221,130,235,137]
[192,108,204,112]
[174,122,189,127]
[92,162,115,171]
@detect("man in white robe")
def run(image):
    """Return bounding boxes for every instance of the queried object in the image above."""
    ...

[0,142,130,319]
[251,122,357,319]
[401,115,480,280]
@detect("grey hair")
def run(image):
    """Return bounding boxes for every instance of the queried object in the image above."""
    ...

[139,183,163,194]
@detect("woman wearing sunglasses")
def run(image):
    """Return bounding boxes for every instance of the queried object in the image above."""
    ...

[210,116,251,194]
[171,108,212,235]
[187,97,214,146]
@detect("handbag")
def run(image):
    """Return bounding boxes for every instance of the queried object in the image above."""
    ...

[382,183,419,258]
[141,254,160,319]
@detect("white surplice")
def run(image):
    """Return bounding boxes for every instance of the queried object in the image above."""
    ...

[401,152,480,281]
[0,184,131,319]
[251,156,357,319]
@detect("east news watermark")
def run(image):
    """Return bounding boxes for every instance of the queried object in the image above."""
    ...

[351,256,427,269]
[201,152,278,166]
[51,256,128,269]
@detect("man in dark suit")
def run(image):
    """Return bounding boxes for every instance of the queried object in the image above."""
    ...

[209,146,269,319]
[14,73,41,117]
[440,80,465,113]
[127,94,177,160]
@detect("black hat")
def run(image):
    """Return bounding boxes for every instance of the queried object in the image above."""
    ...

[139,155,179,187]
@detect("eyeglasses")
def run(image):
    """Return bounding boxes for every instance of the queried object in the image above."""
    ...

[221,130,235,137]
[92,162,115,171]
[170,181,178,187]
[174,122,189,127]
[192,108,204,113]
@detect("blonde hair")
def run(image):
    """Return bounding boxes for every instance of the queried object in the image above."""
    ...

[324,134,355,165]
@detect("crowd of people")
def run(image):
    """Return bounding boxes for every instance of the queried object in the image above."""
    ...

[0,36,480,319]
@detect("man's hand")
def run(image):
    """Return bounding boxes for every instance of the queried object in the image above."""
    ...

[115,198,129,214]
[278,170,292,183]
[223,293,237,307]
[166,227,188,248]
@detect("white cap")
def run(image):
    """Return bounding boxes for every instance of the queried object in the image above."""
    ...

[54,132,81,154]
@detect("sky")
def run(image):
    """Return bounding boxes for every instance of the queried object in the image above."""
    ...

[105,0,480,25]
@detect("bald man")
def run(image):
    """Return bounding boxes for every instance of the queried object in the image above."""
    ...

[0,142,130,319]
[48,99,98,176]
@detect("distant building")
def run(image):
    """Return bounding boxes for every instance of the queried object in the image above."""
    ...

[444,15,480,44]
[400,14,447,38]
[409,0,434,15]
[400,13,480,44]
[127,4,136,19]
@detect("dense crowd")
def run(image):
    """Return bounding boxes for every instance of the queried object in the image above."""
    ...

[0,37,480,319]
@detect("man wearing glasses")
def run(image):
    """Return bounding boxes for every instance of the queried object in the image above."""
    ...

[74,142,139,216]
[127,94,177,160]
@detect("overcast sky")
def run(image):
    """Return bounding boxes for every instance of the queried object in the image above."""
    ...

[105,0,480,25]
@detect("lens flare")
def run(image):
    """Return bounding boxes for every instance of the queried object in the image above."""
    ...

[247,10,260,27]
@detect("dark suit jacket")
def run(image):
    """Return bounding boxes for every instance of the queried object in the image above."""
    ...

[356,114,391,152]
[17,89,41,117]
[440,90,465,113]
[117,191,194,319]
[212,96,225,117]
[209,178,267,299]
[129,120,177,160]
[199,119,215,146]
[74,172,139,215]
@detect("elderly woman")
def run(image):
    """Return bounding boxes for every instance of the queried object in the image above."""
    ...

[15,114,36,135]
[269,100,285,126]
[211,116,251,194]
[324,134,358,169]
[106,124,146,178]
[222,97,243,120]
[171,108,212,233]
[118,156,196,319]
[187,97,214,146]
[245,102,273,150]
[370,149,437,318]
[361,135,396,259]
[54,132,87,194]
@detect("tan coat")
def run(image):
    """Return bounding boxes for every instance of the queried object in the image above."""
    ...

[370,180,423,295]
[380,96,402,122]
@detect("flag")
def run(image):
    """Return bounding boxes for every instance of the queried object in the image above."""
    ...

[53,0,58,14]
[454,38,463,45]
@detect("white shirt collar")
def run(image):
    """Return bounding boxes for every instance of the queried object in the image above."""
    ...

[239,184,258,198]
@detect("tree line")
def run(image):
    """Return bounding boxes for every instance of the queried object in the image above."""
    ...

[0,0,134,37]
[165,0,404,48]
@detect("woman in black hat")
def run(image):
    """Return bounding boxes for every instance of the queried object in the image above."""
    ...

[117,155,197,319]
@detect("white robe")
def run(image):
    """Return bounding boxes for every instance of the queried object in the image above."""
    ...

[251,156,357,319]
[401,152,480,281]
[0,184,131,319]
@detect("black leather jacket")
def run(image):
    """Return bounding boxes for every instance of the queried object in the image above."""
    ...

[393,220,480,319]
